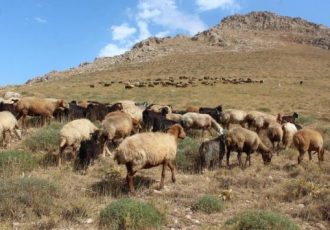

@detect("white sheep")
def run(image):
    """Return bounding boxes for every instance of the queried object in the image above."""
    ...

[58,119,98,166]
[219,109,247,129]
[114,124,186,194]
[282,122,297,150]
[244,111,277,133]
[180,112,224,136]
[118,100,143,127]
[0,111,21,147]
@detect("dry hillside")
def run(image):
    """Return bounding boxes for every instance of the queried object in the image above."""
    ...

[0,11,329,230]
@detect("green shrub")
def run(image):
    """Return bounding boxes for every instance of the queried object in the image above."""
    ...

[192,194,224,214]
[23,122,63,152]
[0,177,59,220]
[224,210,299,230]
[99,198,164,230]
[257,107,271,112]
[283,178,328,202]
[296,114,317,125]
[176,137,200,173]
[0,150,37,178]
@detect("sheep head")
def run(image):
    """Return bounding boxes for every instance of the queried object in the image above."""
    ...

[293,112,299,118]
[59,100,70,109]
[167,124,186,139]
[261,150,272,165]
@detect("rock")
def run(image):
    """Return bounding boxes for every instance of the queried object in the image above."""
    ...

[298,204,305,208]
[84,218,93,224]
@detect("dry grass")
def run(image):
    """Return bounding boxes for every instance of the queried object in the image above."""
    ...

[0,42,329,229]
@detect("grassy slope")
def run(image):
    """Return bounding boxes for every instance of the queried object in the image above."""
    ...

[0,41,329,229]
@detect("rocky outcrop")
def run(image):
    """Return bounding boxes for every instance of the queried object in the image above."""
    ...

[25,11,330,85]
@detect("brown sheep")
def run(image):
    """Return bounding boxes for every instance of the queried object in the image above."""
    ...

[225,127,272,168]
[267,122,283,154]
[186,105,199,113]
[101,111,138,155]
[244,111,277,133]
[114,124,186,194]
[16,97,69,128]
[293,129,325,164]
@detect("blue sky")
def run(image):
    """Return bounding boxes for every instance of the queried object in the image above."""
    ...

[1,0,329,86]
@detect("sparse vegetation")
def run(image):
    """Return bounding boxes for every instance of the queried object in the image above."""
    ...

[23,122,63,152]
[224,209,299,230]
[0,11,329,229]
[0,177,59,220]
[192,194,224,214]
[99,198,164,230]
[176,136,200,173]
[0,150,37,178]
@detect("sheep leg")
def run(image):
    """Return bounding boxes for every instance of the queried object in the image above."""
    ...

[159,161,167,190]
[58,145,67,167]
[308,150,312,161]
[298,150,305,164]
[226,149,231,167]
[72,145,78,163]
[167,161,176,183]
[237,151,242,168]
[125,163,136,194]
[219,152,224,168]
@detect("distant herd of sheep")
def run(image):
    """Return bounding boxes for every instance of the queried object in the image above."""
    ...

[0,92,326,194]
[87,76,265,89]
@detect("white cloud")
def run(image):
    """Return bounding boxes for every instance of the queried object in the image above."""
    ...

[98,43,128,57]
[196,0,240,11]
[136,20,151,41]
[156,30,170,37]
[111,23,137,40]
[34,17,47,23]
[137,0,206,35]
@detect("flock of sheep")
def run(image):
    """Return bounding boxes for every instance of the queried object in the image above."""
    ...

[87,76,265,89]
[0,92,326,194]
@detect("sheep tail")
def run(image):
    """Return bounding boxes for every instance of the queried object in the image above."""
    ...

[211,118,224,135]
[59,137,66,148]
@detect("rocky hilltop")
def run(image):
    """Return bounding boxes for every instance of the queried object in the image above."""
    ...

[26,11,330,85]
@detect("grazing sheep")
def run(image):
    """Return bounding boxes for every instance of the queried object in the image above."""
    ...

[0,111,21,147]
[219,109,247,129]
[244,111,277,133]
[75,130,108,172]
[16,97,69,128]
[118,100,143,127]
[225,127,272,168]
[3,91,21,100]
[114,124,186,194]
[199,135,226,172]
[53,101,87,122]
[267,122,283,153]
[293,129,325,164]
[58,119,98,166]
[166,113,182,122]
[186,105,199,113]
[147,104,172,114]
[142,108,172,132]
[277,112,299,124]
[101,111,137,154]
[86,102,123,121]
[282,122,298,150]
[180,112,224,136]
[199,105,222,123]
[0,101,19,117]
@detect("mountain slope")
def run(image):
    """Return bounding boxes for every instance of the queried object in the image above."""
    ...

[24,11,330,85]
